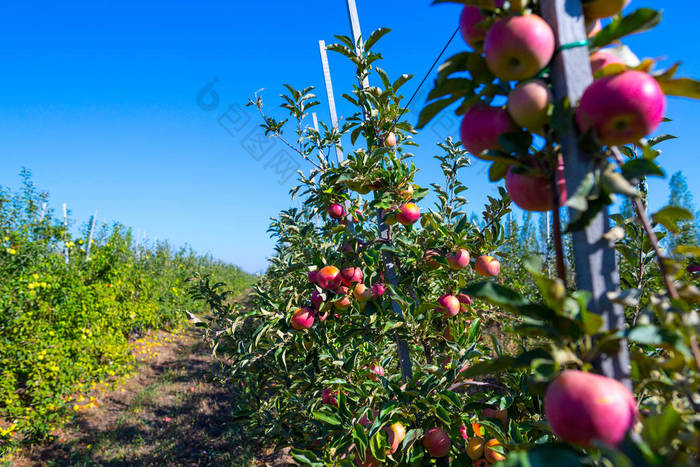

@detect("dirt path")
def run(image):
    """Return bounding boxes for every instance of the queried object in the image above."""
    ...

[11,330,291,467]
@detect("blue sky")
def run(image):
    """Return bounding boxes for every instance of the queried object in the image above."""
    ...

[1,1,698,273]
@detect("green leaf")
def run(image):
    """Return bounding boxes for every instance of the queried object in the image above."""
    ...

[591,8,662,49]
[625,325,691,358]
[642,405,682,450]
[313,410,342,426]
[462,282,528,311]
[364,28,391,51]
[416,95,460,129]
[652,205,693,233]
[658,77,700,99]
[497,443,582,467]
[489,161,511,182]
[620,158,664,181]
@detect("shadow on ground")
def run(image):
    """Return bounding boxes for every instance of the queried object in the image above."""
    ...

[15,332,291,467]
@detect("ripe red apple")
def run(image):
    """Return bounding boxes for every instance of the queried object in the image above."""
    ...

[589,49,624,76]
[484,14,555,81]
[369,364,385,381]
[505,168,553,212]
[308,269,318,284]
[475,255,501,277]
[341,266,364,286]
[459,6,489,50]
[507,80,553,132]
[437,294,461,317]
[460,104,517,158]
[457,293,472,312]
[446,248,470,270]
[353,283,373,302]
[310,290,324,308]
[583,0,629,20]
[385,131,397,147]
[322,388,338,407]
[485,438,506,463]
[396,203,420,225]
[576,70,666,146]
[371,283,386,299]
[545,370,637,446]
[291,308,314,330]
[328,203,346,220]
[316,265,342,290]
[423,428,451,458]
[383,422,407,454]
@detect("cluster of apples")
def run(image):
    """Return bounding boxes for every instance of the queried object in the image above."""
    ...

[290,265,387,331]
[420,424,505,462]
[459,0,665,213]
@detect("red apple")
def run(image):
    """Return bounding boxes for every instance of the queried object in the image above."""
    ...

[341,266,364,286]
[505,168,552,212]
[460,104,517,158]
[446,248,471,270]
[322,388,338,407]
[385,131,397,147]
[459,6,489,50]
[316,265,342,290]
[310,290,324,308]
[457,293,472,312]
[308,269,318,284]
[369,364,385,381]
[437,294,461,317]
[576,70,666,146]
[589,49,624,76]
[334,295,352,311]
[507,80,553,132]
[396,203,420,225]
[545,370,637,446]
[475,255,501,277]
[371,283,386,299]
[291,308,314,330]
[484,14,555,81]
[583,0,630,20]
[353,283,373,302]
[383,422,407,454]
[328,203,346,220]
[423,428,451,458]
[485,438,506,463]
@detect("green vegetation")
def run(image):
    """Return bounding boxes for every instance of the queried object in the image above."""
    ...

[0,170,255,456]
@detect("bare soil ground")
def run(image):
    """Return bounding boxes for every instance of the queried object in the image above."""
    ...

[10,330,292,467]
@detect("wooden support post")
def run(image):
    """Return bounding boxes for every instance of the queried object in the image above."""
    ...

[62,203,69,266]
[345,0,413,382]
[541,0,631,388]
[85,210,97,262]
[318,41,345,163]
